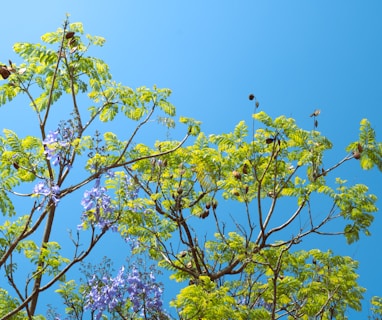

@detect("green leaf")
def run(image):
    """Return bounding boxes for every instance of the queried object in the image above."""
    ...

[99,103,118,121]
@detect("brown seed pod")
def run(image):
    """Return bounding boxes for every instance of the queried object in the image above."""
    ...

[242,163,249,174]
[353,151,361,160]
[265,138,274,144]
[177,187,183,195]
[65,31,75,39]
[232,189,240,197]
[205,202,211,209]
[212,200,218,209]
[0,66,10,79]
[268,191,276,198]
[200,209,209,219]
[357,143,363,153]
[179,251,187,258]
[248,93,255,101]
[255,101,260,108]
[310,109,321,117]
[13,162,19,170]
[232,170,241,180]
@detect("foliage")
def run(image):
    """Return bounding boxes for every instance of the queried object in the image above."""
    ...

[371,296,382,319]
[0,17,381,319]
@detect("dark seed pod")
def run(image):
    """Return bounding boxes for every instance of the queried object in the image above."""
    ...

[212,200,218,210]
[353,151,361,160]
[177,187,183,195]
[266,138,274,144]
[268,191,276,198]
[310,109,321,117]
[179,250,187,258]
[232,170,241,180]
[0,66,10,79]
[13,162,19,170]
[357,143,363,153]
[200,209,209,219]
[232,190,240,197]
[242,163,249,174]
[205,202,211,209]
[65,31,75,39]
[314,119,318,128]
[248,94,255,101]
[255,101,260,108]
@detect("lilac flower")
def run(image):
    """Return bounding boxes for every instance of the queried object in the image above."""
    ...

[106,170,115,178]
[33,181,50,196]
[43,130,70,167]
[79,177,115,230]
[125,236,141,251]
[33,181,60,207]
[85,266,127,319]
[126,266,163,316]
[84,264,165,318]
[44,130,59,144]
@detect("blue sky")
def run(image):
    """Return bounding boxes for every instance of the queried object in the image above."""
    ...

[1,1,382,317]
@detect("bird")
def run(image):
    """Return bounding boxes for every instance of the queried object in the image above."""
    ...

[310,109,321,117]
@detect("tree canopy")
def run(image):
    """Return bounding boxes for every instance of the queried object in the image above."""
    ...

[0,18,381,319]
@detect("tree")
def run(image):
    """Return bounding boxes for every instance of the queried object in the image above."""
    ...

[0,18,381,319]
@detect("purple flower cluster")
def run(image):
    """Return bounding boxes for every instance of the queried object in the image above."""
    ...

[43,130,69,166]
[79,177,115,230]
[85,266,127,320]
[126,266,163,316]
[84,265,164,319]
[33,181,60,207]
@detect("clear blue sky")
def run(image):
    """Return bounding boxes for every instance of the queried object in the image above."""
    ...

[0,1,381,318]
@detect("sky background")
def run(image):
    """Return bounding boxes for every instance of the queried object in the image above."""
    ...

[0,1,382,318]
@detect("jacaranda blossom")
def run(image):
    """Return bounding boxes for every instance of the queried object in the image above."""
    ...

[78,177,115,230]
[43,130,70,167]
[84,264,165,319]
[33,181,60,207]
